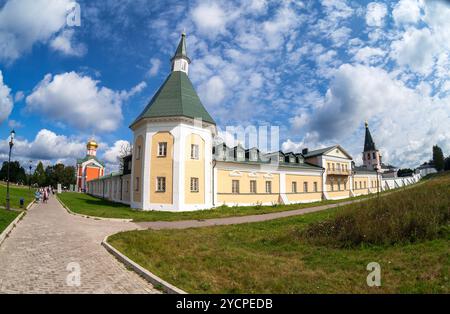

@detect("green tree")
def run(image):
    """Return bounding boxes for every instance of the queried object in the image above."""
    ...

[43,163,76,188]
[0,161,27,184]
[432,145,445,171]
[397,168,413,177]
[445,156,450,171]
[32,161,47,187]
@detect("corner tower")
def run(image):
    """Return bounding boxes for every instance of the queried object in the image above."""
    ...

[129,33,216,211]
[362,121,382,171]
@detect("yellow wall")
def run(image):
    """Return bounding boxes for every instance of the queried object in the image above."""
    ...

[353,176,378,195]
[285,174,322,202]
[150,132,174,204]
[326,175,350,198]
[133,135,143,202]
[185,134,205,204]
[217,169,280,204]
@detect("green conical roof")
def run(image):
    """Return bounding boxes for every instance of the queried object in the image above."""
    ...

[130,71,215,127]
[171,33,190,63]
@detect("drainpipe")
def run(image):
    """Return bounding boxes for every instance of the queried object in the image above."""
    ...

[321,167,326,200]
[212,159,216,207]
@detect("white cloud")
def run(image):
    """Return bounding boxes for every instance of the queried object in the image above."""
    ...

[147,58,161,77]
[0,0,74,62]
[0,71,13,124]
[390,27,437,75]
[25,72,145,132]
[392,0,424,25]
[50,29,86,57]
[191,2,229,37]
[14,90,24,102]
[290,63,450,167]
[353,46,385,65]
[102,140,130,165]
[198,75,225,107]
[366,2,388,27]
[0,129,85,161]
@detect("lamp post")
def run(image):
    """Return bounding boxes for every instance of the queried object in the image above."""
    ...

[6,130,15,211]
[29,160,32,190]
[374,165,380,198]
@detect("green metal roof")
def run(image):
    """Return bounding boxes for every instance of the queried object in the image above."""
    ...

[171,33,190,63]
[76,155,105,166]
[131,71,215,127]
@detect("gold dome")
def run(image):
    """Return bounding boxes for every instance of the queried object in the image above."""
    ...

[87,139,98,149]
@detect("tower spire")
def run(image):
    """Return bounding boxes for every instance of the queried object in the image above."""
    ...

[364,121,376,152]
[171,32,191,74]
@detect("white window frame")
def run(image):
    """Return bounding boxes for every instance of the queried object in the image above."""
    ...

[158,142,167,157]
[292,181,297,193]
[313,182,318,192]
[265,181,272,194]
[303,182,308,193]
[232,180,240,194]
[156,177,166,192]
[250,180,257,194]
[191,144,199,160]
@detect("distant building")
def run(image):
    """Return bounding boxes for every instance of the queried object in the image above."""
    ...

[416,162,437,177]
[76,139,105,192]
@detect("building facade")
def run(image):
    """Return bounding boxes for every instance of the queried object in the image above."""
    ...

[86,34,420,211]
[76,139,105,192]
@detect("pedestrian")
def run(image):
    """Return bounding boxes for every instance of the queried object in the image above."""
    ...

[35,189,41,203]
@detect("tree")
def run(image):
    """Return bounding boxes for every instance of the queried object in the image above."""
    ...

[0,161,27,184]
[44,163,76,188]
[445,156,450,171]
[432,145,445,171]
[118,142,132,172]
[397,168,413,177]
[32,161,47,187]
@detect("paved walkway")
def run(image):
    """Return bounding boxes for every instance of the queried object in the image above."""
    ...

[0,196,159,294]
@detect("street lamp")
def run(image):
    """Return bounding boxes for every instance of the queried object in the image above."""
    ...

[6,130,15,211]
[374,165,380,198]
[29,160,33,190]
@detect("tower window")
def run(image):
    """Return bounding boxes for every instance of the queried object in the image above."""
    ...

[191,144,199,160]
[158,142,167,157]
[190,177,199,193]
[232,180,240,194]
[156,177,166,192]
[373,152,376,159]
[367,153,371,160]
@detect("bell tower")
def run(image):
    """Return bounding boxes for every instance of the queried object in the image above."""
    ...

[362,121,382,171]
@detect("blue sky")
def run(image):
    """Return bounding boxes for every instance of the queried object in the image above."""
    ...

[0,0,449,172]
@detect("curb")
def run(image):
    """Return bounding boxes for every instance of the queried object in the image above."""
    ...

[102,235,187,294]
[56,195,133,223]
[0,211,26,247]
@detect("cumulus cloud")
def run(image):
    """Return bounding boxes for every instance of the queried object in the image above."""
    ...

[289,63,450,167]
[392,0,424,25]
[25,72,145,132]
[147,58,161,77]
[50,29,87,57]
[0,71,13,124]
[353,46,386,65]
[366,2,388,27]
[198,76,225,107]
[0,0,81,62]
[0,129,85,161]
[191,2,229,37]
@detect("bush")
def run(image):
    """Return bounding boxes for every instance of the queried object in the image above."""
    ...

[301,172,450,248]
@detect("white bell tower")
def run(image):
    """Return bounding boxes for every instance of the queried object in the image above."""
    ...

[171,32,190,75]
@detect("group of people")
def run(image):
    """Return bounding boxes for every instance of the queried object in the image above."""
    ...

[34,186,54,203]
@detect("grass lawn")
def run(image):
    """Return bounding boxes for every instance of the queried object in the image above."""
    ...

[108,173,449,293]
[57,189,399,222]
[0,208,21,234]
[0,184,35,209]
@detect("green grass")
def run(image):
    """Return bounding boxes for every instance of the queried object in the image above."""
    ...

[108,173,450,293]
[0,208,21,234]
[57,191,386,222]
[0,183,35,209]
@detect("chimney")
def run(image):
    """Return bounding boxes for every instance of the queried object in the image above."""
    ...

[302,148,308,155]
